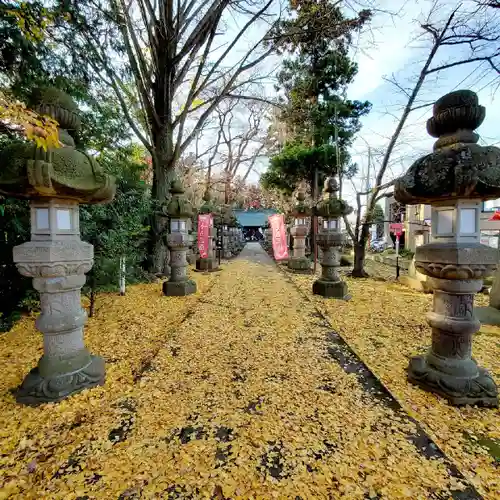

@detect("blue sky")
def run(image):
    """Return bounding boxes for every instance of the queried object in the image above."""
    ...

[341,0,500,208]
[179,0,499,209]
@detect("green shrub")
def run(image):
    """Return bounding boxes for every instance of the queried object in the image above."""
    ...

[340,255,353,266]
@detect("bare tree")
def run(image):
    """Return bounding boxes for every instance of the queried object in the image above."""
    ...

[344,0,500,277]
[56,0,281,272]
[202,99,270,202]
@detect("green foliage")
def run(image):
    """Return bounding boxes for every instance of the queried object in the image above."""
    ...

[0,195,31,331]
[81,146,152,307]
[262,142,357,196]
[262,0,371,195]
[399,248,415,259]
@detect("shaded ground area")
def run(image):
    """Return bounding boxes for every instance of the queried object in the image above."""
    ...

[0,243,496,498]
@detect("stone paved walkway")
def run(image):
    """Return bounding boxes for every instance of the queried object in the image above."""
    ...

[0,243,483,499]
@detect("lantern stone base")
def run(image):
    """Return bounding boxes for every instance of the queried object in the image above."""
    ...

[312,279,351,300]
[16,353,105,406]
[163,279,196,296]
[408,355,498,407]
[288,257,311,272]
[196,257,219,272]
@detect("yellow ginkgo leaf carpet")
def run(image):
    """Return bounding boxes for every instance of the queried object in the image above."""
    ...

[0,243,496,499]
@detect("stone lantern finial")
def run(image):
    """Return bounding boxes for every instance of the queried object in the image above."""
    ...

[426,89,484,150]
[324,176,339,197]
[395,89,500,407]
[0,86,116,405]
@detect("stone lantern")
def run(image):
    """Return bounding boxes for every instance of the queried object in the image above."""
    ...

[313,176,352,299]
[394,89,500,407]
[196,189,219,272]
[0,87,116,405]
[222,205,234,259]
[163,180,197,296]
[186,217,196,266]
[288,182,311,272]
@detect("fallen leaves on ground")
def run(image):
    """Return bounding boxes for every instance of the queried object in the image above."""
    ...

[0,248,485,499]
[288,267,500,499]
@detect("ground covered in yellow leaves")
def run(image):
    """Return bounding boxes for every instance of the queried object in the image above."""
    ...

[288,264,500,499]
[0,243,497,499]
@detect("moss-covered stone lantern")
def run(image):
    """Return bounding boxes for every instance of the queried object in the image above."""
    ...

[222,205,235,259]
[288,182,311,272]
[394,89,500,407]
[163,179,196,296]
[313,176,352,299]
[196,189,219,272]
[0,87,116,405]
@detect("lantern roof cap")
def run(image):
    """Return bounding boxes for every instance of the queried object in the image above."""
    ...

[166,178,193,218]
[199,189,215,214]
[0,86,115,204]
[315,176,352,218]
[395,89,500,205]
[291,181,311,217]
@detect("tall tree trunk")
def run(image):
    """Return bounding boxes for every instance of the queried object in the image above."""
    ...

[150,126,177,275]
[352,224,370,277]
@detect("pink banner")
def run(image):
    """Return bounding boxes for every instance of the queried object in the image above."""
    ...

[269,214,289,261]
[197,214,212,259]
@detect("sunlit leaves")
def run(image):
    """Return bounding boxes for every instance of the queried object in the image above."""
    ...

[0,91,60,150]
[0,256,495,497]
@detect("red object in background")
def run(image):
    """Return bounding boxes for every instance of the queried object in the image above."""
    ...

[269,214,289,261]
[390,222,403,237]
[488,210,500,221]
[197,214,212,259]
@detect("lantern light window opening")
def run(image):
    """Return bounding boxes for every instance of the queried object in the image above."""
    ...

[459,208,477,234]
[324,219,338,230]
[435,208,454,236]
[36,208,49,230]
[56,209,72,230]
[171,219,186,232]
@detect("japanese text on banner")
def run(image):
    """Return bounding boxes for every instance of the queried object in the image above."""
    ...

[197,214,212,259]
[269,214,289,261]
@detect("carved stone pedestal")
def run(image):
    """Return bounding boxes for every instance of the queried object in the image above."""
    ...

[14,203,105,405]
[408,243,498,407]
[163,231,196,296]
[288,225,310,272]
[313,234,350,300]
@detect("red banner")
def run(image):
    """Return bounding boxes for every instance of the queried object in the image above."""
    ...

[269,214,289,261]
[197,214,212,259]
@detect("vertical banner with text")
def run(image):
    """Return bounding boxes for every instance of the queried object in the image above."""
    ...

[269,214,289,261]
[197,214,212,259]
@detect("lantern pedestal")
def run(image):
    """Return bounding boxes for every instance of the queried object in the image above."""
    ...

[14,201,105,405]
[409,242,498,407]
[163,232,197,296]
[288,225,310,272]
[313,233,350,300]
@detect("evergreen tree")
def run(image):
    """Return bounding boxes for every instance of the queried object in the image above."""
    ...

[262,0,371,195]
